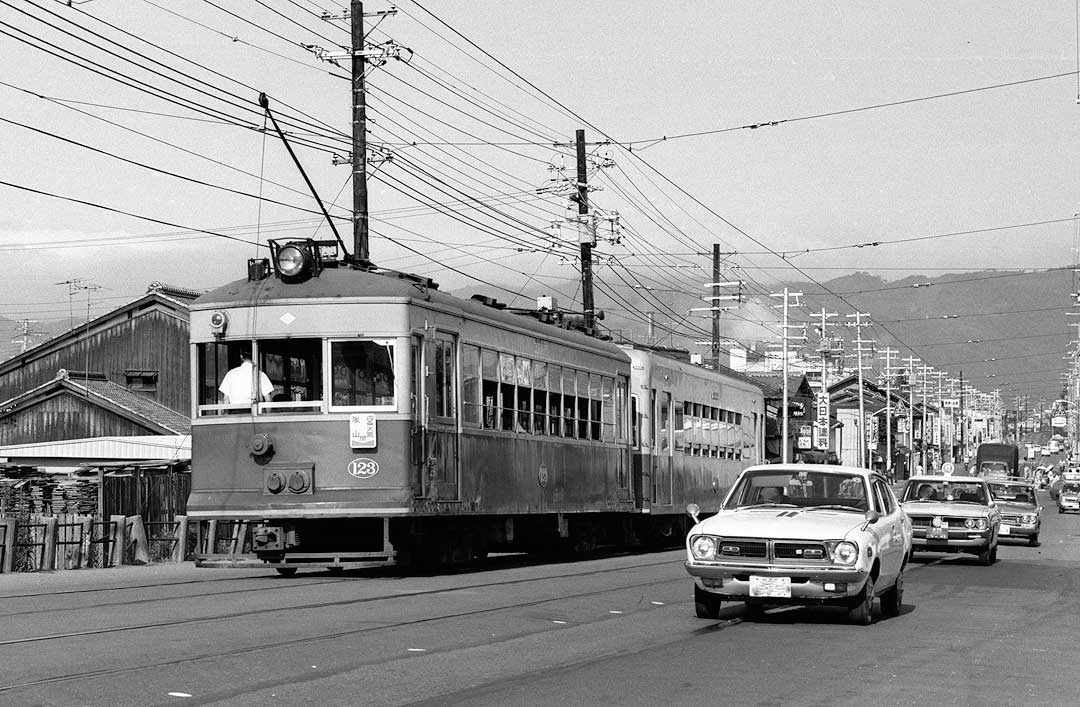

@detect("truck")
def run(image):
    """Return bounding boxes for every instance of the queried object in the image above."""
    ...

[974,442,1021,479]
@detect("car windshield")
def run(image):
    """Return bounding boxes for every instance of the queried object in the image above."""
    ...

[903,480,988,504]
[1062,484,1080,495]
[724,469,870,511]
[988,484,1035,503]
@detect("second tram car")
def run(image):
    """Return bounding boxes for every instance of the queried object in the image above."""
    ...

[187,240,765,572]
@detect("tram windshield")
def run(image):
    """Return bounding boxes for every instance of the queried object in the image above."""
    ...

[196,338,396,416]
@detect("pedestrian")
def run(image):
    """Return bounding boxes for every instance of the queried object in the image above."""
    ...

[219,350,275,404]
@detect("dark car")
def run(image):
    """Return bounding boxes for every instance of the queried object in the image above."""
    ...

[987,480,1041,546]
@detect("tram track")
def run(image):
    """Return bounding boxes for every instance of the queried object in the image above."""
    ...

[0,561,684,695]
[0,556,677,647]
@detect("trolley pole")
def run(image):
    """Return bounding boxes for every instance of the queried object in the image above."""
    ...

[576,129,596,334]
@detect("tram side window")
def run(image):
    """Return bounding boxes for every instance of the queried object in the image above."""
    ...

[673,401,685,452]
[330,340,394,408]
[481,349,499,430]
[562,367,577,437]
[602,377,615,442]
[260,338,323,411]
[548,365,562,436]
[658,395,669,451]
[577,371,590,439]
[532,361,548,435]
[499,353,516,431]
[515,357,532,433]
[462,345,480,426]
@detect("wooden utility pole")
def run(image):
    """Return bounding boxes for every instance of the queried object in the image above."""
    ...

[351,0,370,264]
[575,129,595,334]
[711,244,721,369]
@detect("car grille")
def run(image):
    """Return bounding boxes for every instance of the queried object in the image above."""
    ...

[718,540,767,558]
[712,538,828,563]
[1001,514,1021,526]
[907,515,980,527]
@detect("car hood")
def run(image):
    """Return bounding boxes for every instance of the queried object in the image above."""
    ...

[692,508,869,540]
[997,501,1038,514]
[901,500,991,516]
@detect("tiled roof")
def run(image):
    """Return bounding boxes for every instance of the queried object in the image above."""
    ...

[68,376,190,434]
[0,371,190,435]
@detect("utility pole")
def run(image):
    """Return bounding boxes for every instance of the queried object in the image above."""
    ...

[712,244,720,369]
[575,129,596,334]
[351,0,370,264]
[919,364,933,472]
[879,347,900,478]
[770,288,805,463]
[846,312,872,468]
[813,308,838,454]
[904,355,919,474]
[11,319,44,354]
[958,370,966,462]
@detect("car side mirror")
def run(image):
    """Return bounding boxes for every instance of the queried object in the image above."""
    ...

[686,503,700,524]
[863,509,881,525]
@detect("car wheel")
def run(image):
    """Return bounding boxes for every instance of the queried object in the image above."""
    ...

[849,575,875,625]
[880,569,903,618]
[694,584,723,620]
[275,567,298,577]
[1029,535,1040,547]
[989,544,998,564]
[1059,507,1065,514]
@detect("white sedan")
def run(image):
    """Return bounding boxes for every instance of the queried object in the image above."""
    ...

[684,464,912,624]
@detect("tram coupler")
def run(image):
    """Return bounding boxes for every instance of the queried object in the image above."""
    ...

[252,525,298,552]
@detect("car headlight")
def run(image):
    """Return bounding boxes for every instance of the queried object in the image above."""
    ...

[690,535,717,560]
[828,541,859,566]
[1022,514,1037,524]
[975,518,988,530]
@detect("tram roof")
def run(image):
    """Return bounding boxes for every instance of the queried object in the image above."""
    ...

[194,266,628,355]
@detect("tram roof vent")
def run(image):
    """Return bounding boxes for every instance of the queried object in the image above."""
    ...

[537,295,558,311]
[470,294,506,310]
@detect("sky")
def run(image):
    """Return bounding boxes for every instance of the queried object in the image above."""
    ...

[1,0,1078,400]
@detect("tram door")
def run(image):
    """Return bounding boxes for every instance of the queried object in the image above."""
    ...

[654,391,673,506]
[415,332,460,500]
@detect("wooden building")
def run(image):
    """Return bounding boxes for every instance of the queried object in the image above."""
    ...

[0,283,197,447]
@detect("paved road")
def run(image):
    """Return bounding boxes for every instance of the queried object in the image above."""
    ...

[1,489,1078,706]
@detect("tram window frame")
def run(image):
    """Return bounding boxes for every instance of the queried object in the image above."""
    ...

[258,338,324,414]
[430,335,456,421]
[481,349,499,430]
[195,341,258,416]
[615,378,627,443]
[498,352,516,432]
[577,371,590,439]
[548,365,562,436]
[532,361,548,435]
[515,357,532,433]
[601,376,615,442]
[673,401,685,452]
[462,344,481,427]
[562,367,577,438]
[327,338,397,412]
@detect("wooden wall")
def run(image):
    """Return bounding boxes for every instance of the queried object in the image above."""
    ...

[0,393,162,445]
[0,305,189,414]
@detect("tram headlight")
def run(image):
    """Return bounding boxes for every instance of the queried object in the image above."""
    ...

[276,242,312,278]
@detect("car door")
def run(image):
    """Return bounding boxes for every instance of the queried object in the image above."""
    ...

[872,478,908,585]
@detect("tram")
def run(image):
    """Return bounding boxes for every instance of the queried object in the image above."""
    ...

[186,238,765,572]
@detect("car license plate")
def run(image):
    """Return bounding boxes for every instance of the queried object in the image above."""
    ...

[998,525,1010,535]
[926,528,949,541]
[750,575,791,598]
